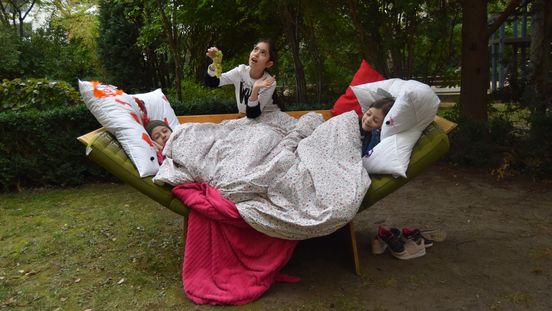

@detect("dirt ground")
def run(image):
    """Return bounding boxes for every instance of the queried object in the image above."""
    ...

[256,163,552,310]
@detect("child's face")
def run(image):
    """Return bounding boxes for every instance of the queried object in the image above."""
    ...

[249,42,273,71]
[361,107,385,131]
[151,126,172,147]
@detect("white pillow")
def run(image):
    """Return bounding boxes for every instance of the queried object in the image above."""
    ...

[130,89,179,130]
[79,80,159,177]
[350,87,393,113]
[351,79,440,139]
[362,128,421,178]
[353,78,440,178]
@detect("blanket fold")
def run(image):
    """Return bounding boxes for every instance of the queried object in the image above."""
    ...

[173,182,298,305]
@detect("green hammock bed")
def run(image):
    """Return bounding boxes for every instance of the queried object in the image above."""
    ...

[78,109,456,274]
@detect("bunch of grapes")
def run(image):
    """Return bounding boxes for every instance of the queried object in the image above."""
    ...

[213,50,223,77]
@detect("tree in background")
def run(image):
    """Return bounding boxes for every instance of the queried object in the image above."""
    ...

[0,0,37,38]
[527,0,551,114]
[458,0,523,124]
[97,0,153,92]
[0,25,21,78]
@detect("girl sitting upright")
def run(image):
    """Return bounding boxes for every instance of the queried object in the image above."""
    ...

[204,39,278,119]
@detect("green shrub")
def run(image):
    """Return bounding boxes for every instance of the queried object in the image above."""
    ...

[0,104,112,191]
[170,96,236,115]
[0,78,82,113]
[179,80,234,102]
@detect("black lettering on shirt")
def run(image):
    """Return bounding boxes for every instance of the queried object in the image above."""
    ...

[239,81,251,107]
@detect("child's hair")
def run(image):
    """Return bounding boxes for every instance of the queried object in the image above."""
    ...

[256,38,277,66]
[145,120,172,137]
[371,97,394,117]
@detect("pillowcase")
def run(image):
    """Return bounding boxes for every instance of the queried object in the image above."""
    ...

[130,89,179,130]
[354,79,440,177]
[331,60,385,117]
[351,79,440,139]
[362,128,421,178]
[350,87,395,114]
[79,80,160,177]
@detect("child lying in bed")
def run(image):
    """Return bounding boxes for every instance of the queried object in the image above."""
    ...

[360,97,394,157]
[146,120,172,164]
[204,39,278,119]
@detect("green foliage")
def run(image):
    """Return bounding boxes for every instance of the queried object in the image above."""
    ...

[521,112,552,176]
[445,103,524,168]
[0,78,82,113]
[178,80,234,103]
[97,0,153,92]
[0,26,21,79]
[170,96,236,116]
[0,105,111,192]
[14,25,101,84]
[447,118,496,167]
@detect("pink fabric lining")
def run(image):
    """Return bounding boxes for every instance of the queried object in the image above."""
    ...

[172,182,299,305]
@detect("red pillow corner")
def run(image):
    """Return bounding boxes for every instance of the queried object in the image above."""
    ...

[331,60,385,117]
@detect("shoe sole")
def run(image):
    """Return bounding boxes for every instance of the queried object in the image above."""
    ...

[392,248,426,260]
[420,229,447,242]
[391,240,427,260]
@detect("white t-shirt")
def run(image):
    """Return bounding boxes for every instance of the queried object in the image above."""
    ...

[207,64,278,114]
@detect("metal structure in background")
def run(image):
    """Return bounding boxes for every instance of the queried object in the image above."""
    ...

[489,0,531,92]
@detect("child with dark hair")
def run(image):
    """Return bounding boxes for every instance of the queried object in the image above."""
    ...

[360,97,395,156]
[146,120,172,164]
[204,39,278,119]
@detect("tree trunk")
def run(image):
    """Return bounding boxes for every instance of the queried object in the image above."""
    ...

[155,0,182,101]
[529,0,552,113]
[459,0,489,123]
[302,19,323,104]
[281,3,307,104]
[347,0,388,76]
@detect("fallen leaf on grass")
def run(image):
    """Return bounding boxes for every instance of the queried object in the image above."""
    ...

[117,278,125,285]
[24,270,38,277]
[74,278,81,283]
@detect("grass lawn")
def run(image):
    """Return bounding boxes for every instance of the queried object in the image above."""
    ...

[0,183,190,310]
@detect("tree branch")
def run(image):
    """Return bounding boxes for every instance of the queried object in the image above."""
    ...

[21,0,36,21]
[487,0,523,37]
[0,1,10,27]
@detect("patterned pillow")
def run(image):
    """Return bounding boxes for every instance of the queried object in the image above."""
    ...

[79,80,166,177]
[130,88,179,130]
[331,60,385,117]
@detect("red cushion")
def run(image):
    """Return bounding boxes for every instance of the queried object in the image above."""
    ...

[331,60,385,117]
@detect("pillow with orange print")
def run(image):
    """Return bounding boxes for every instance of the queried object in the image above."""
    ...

[131,89,179,130]
[78,80,160,177]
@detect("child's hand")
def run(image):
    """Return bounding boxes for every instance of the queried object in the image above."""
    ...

[153,141,163,152]
[253,75,276,90]
[206,47,220,60]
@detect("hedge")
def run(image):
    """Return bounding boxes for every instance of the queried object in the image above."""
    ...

[0,96,239,192]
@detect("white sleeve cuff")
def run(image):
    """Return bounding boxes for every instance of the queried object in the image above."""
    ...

[207,65,216,77]
[247,99,259,107]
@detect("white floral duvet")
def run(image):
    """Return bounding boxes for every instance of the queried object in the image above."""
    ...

[153,110,371,240]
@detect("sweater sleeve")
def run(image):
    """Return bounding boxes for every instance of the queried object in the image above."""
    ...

[204,65,240,88]
[246,78,276,119]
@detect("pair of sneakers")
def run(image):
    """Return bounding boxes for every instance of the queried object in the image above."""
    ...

[371,226,446,260]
